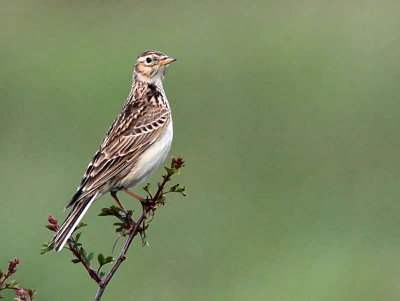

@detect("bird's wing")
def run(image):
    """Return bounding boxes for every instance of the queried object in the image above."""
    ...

[66,101,170,208]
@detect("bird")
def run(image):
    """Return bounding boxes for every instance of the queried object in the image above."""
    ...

[52,50,176,251]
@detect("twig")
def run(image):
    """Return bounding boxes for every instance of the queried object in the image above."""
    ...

[44,216,101,283]
[0,258,36,300]
[93,158,184,300]
[93,211,146,300]
[42,157,185,301]
[67,241,101,283]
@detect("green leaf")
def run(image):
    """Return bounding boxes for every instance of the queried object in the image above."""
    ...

[40,242,54,254]
[168,184,186,196]
[104,256,114,264]
[75,222,87,230]
[116,227,128,234]
[97,253,105,266]
[164,167,177,176]
[143,183,151,193]
[86,252,94,264]
[71,259,80,264]
[98,206,123,217]
[142,183,153,198]
[79,247,86,258]
[75,232,81,242]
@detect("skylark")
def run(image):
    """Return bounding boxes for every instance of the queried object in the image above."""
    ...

[53,51,176,251]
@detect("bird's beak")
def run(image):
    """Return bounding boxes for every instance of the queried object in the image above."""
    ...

[158,57,177,66]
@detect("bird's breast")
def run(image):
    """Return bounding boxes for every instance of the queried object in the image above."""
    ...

[117,121,173,189]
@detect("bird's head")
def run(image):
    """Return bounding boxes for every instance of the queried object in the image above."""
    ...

[134,50,176,83]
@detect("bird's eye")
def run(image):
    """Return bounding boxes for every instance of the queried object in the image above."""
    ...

[146,57,152,64]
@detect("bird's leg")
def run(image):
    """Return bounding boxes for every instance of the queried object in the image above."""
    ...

[121,188,146,203]
[122,188,152,222]
[111,191,125,210]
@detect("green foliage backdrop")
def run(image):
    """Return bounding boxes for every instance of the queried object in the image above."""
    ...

[1,0,400,300]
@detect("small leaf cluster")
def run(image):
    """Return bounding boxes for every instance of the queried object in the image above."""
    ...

[40,242,54,255]
[152,156,186,205]
[41,156,187,298]
[167,184,186,197]
[67,230,114,282]
[161,157,185,184]
[0,259,36,301]
[70,233,94,265]
[99,206,135,236]
[97,254,114,279]
[40,215,59,254]
[171,156,185,170]
[42,216,115,283]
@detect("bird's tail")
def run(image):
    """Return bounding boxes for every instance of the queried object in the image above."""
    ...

[52,193,98,252]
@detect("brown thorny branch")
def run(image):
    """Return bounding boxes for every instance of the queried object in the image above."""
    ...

[42,157,185,301]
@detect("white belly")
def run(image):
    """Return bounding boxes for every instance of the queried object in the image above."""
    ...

[117,121,173,188]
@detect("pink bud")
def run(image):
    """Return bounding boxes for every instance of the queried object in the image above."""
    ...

[11,258,20,265]
[15,289,25,297]
[48,215,57,225]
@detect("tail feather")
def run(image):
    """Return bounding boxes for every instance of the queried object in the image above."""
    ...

[53,193,98,252]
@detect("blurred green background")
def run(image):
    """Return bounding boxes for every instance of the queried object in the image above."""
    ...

[1,0,400,300]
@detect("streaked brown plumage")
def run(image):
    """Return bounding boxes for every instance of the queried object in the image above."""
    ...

[53,51,176,251]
